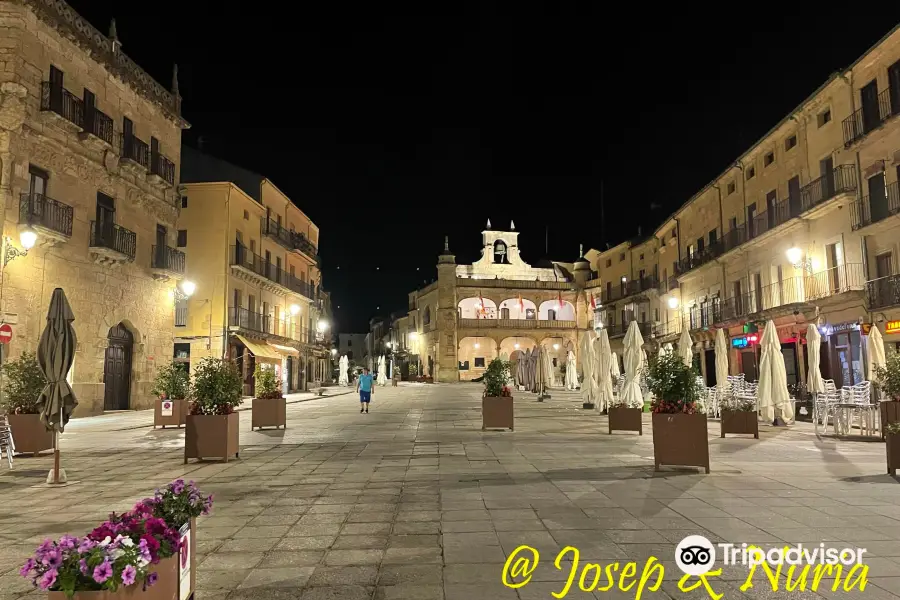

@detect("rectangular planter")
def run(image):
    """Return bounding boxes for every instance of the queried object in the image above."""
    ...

[720,409,759,438]
[184,413,240,463]
[251,397,286,430]
[652,412,710,474]
[608,406,642,435]
[154,398,187,429]
[881,402,900,440]
[888,434,900,476]
[482,396,514,431]
[7,413,54,455]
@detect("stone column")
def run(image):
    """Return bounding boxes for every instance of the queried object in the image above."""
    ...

[436,237,459,383]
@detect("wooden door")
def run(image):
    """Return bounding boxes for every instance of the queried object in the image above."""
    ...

[103,323,133,411]
[788,176,801,217]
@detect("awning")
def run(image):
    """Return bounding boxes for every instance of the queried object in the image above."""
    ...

[269,343,300,357]
[234,335,281,365]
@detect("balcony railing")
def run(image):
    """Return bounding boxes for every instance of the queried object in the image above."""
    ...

[842,88,896,146]
[850,181,900,230]
[605,321,651,338]
[83,107,114,146]
[688,303,722,330]
[229,306,272,335]
[261,218,319,258]
[19,192,73,237]
[652,318,683,338]
[230,245,314,299]
[456,277,571,289]
[867,274,900,310]
[151,245,186,274]
[800,165,857,212]
[40,82,84,127]
[90,221,136,260]
[457,317,576,329]
[292,231,318,258]
[719,264,866,322]
[150,151,175,186]
[120,134,150,170]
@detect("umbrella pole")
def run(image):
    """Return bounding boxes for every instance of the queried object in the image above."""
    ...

[53,431,60,484]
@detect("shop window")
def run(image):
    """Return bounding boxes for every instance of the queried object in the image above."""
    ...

[474,357,485,368]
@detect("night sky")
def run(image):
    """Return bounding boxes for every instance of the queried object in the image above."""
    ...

[68,3,900,333]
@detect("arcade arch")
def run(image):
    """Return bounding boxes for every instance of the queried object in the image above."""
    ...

[458,296,498,319]
[497,297,537,320]
[538,300,575,321]
[458,336,498,381]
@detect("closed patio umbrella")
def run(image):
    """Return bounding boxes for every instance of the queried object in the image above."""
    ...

[36,288,78,485]
[610,351,621,379]
[867,325,887,384]
[806,324,825,396]
[758,320,793,424]
[715,329,730,396]
[621,321,645,409]
[678,328,694,369]
[579,332,596,407]
[596,329,615,411]
[533,345,546,398]
[565,350,578,390]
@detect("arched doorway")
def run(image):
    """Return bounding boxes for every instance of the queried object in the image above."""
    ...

[104,322,133,411]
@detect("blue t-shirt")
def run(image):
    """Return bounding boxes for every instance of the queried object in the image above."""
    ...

[358,374,373,393]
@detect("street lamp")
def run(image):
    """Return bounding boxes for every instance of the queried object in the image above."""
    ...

[553,343,560,350]
[331,348,337,356]
[3,231,35,266]
[317,320,329,332]
[786,247,803,265]
[290,304,300,316]
[667,297,680,310]
[180,280,196,297]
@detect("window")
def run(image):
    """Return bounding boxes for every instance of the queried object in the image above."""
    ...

[639,253,644,260]
[176,230,187,247]
[605,259,612,267]
[423,306,431,324]
[817,109,832,127]
[290,265,295,278]
[548,309,557,321]
[474,357,485,368]
[746,166,756,180]
[764,152,775,167]
[348,339,352,347]
[181,196,188,208]
[619,253,625,262]
[727,181,736,195]
[697,237,704,253]
[243,210,250,220]
[29,165,49,197]
[785,135,797,151]
[687,244,695,258]
[500,307,510,319]
[250,239,256,254]
[654,308,659,322]
[729,217,737,231]
[708,229,717,246]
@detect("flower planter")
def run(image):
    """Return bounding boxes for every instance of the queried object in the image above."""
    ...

[608,406,642,435]
[652,412,710,474]
[154,398,187,429]
[184,413,240,463]
[153,518,195,600]
[888,433,900,476]
[48,590,145,600]
[720,409,759,438]
[482,396,514,431]
[251,397,286,430]
[881,402,900,440]
[7,413,53,455]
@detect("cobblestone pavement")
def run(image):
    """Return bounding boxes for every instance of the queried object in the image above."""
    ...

[1,383,898,600]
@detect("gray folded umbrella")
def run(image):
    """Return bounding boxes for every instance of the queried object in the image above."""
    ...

[36,288,77,484]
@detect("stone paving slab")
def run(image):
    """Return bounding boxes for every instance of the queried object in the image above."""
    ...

[1,383,898,599]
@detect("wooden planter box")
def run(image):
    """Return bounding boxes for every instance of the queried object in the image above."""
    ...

[881,402,900,440]
[252,397,286,430]
[153,517,195,600]
[652,412,710,474]
[184,413,240,463]
[154,398,187,429]
[888,434,900,476]
[608,406,642,435]
[720,409,759,438]
[482,396,514,431]
[7,413,53,455]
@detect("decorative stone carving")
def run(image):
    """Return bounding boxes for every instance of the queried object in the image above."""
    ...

[0,83,28,132]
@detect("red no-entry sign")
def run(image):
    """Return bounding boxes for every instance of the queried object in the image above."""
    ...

[0,323,12,344]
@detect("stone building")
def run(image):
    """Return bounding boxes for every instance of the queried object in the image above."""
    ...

[403,224,595,383]
[585,23,900,390]
[0,0,188,415]
[176,147,331,395]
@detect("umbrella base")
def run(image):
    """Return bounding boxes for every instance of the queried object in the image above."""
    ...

[772,417,789,427]
[45,467,67,484]
[582,403,595,410]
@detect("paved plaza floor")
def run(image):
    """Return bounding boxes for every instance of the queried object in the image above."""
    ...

[1,383,899,600]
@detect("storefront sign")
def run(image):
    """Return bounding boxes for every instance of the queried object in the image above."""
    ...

[731,337,749,349]
[861,322,873,335]
[830,321,858,333]
[886,320,900,335]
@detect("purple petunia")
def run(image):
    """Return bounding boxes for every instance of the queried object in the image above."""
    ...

[42,549,63,569]
[77,538,97,553]
[93,560,113,584]
[138,538,152,563]
[147,572,158,586]
[58,535,77,550]
[79,559,89,575]
[171,480,185,495]
[19,558,35,577]
[121,564,137,586]
[38,568,58,591]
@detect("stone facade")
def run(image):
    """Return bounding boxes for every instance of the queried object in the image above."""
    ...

[0,0,187,416]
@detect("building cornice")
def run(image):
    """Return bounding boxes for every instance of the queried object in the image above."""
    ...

[19,0,189,127]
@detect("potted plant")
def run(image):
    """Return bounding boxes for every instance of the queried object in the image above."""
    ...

[251,364,286,430]
[875,353,900,440]
[1,351,52,455]
[719,394,759,438]
[20,533,158,598]
[647,353,709,473]
[151,361,189,429]
[608,395,643,436]
[482,358,513,431]
[886,422,900,476]
[184,357,242,464]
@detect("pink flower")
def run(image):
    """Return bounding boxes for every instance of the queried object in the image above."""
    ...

[38,568,58,591]
[19,558,35,577]
[121,564,137,586]
[93,561,113,584]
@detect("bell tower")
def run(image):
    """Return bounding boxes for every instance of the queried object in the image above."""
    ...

[435,236,459,382]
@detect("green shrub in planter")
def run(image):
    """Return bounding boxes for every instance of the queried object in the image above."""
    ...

[647,352,703,414]
[483,358,510,398]
[152,360,190,400]
[875,353,900,402]
[253,364,282,399]
[190,357,243,415]
[0,351,46,415]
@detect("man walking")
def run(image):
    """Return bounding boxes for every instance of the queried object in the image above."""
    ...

[357,367,374,413]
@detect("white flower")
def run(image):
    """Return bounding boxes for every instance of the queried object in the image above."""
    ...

[138,558,149,568]
[99,536,112,548]
[119,537,134,547]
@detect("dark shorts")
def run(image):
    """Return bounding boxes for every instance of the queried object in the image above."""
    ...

[360,391,371,403]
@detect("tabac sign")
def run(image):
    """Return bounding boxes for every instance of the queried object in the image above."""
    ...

[886,320,900,335]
